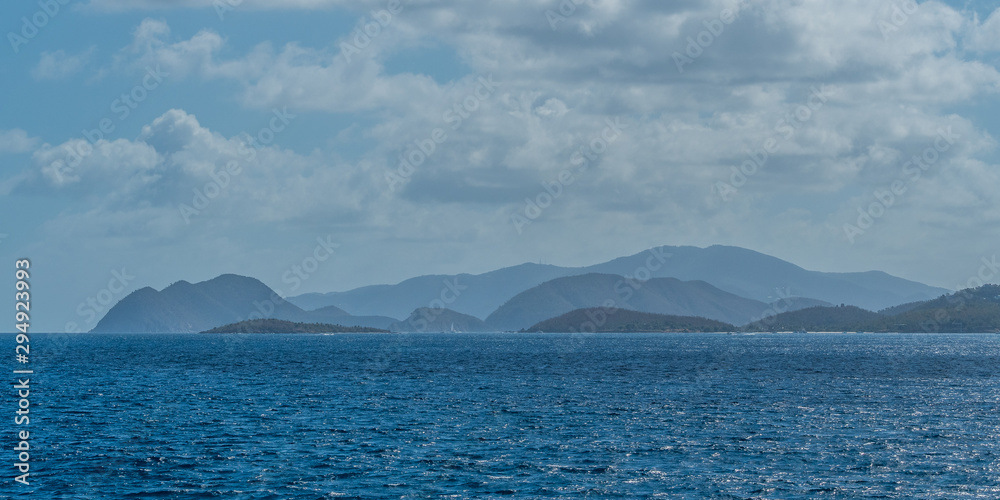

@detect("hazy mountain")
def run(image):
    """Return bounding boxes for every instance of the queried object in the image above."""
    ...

[92,274,396,333]
[389,308,492,333]
[95,245,953,333]
[581,245,947,311]
[527,308,735,333]
[484,273,769,331]
[287,263,573,319]
[286,245,947,319]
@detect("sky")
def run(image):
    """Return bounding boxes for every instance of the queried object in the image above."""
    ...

[2,0,1000,332]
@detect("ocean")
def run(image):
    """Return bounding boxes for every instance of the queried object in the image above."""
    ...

[9,332,1000,498]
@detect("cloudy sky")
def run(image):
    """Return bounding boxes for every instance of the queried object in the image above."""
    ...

[2,0,1000,332]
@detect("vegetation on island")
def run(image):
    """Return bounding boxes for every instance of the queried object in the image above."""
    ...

[744,285,1000,333]
[744,305,881,332]
[526,308,736,333]
[202,318,389,333]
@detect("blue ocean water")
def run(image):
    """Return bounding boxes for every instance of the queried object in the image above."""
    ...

[8,332,1000,498]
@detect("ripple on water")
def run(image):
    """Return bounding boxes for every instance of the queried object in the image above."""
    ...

[17,332,1000,498]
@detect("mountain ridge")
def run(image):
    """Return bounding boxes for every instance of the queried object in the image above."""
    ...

[92,245,957,333]
[92,274,396,333]
[484,273,770,331]
[286,245,948,319]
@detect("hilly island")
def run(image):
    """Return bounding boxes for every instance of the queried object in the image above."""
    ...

[89,245,999,334]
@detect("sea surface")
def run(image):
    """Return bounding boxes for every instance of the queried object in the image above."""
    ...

[8,332,1000,498]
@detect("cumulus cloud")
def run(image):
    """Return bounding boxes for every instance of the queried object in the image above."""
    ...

[12,0,1000,319]
[14,109,377,238]
[117,17,443,114]
[95,3,1000,246]
[84,0,355,10]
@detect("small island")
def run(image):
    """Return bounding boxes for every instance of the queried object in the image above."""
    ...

[525,308,736,333]
[202,319,389,334]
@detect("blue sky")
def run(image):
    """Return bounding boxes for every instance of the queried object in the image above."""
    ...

[2,0,1000,332]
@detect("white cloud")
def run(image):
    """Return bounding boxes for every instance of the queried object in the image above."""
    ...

[0,129,39,153]
[118,17,444,114]
[120,19,222,78]
[32,137,160,189]
[115,2,1000,115]
[72,6,1000,219]
[31,48,95,80]
[84,0,356,10]
[17,109,378,238]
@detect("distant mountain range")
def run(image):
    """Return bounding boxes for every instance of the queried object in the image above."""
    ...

[286,245,947,318]
[286,264,572,320]
[92,245,957,333]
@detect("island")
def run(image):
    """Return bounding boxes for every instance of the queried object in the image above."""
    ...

[201,319,390,334]
[525,308,737,333]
